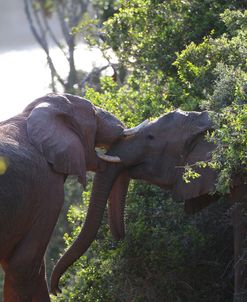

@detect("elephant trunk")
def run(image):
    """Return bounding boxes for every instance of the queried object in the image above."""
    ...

[50,164,123,296]
[108,171,130,240]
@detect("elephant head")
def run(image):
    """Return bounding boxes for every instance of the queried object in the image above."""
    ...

[50,109,217,295]
[121,110,216,199]
[107,109,218,212]
[25,93,124,186]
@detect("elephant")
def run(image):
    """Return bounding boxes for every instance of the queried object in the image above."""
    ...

[0,92,144,302]
[50,109,247,299]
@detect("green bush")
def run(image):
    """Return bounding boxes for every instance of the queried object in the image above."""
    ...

[209,103,247,194]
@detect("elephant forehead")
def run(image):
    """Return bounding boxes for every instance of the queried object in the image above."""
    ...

[152,109,206,132]
[150,111,185,131]
[161,110,185,122]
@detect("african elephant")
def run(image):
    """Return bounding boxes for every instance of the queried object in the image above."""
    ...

[51,109,247,299]
[0,92,139,302]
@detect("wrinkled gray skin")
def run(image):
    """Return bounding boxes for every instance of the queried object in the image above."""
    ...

[0,93,125,302]
[52,109,247,297]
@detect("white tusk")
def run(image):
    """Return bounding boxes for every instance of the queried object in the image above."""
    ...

[98,153,122,163]
[123,119,149,136]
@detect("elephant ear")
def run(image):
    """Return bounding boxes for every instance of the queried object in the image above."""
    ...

[27,95,86,186]
[172,111,217,205]
[108,171,130,240]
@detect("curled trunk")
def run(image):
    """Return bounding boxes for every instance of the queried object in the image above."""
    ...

[50,164,123,296]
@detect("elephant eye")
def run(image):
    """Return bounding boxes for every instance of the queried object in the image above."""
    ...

[147,134,154,140]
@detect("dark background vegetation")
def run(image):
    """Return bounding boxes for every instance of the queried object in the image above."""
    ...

[1,1,247,301]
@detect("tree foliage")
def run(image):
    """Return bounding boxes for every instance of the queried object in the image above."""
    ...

[102,0,246,75]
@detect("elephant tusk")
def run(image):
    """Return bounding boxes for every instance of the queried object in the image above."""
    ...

[98,153,122,163]
[123,119,149,136]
